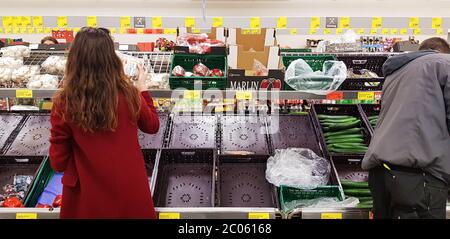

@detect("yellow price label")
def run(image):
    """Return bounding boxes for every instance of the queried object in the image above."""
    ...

[390,28,398,35]
[372,17,382,28]
[432,17,442,29]
[22,16,31,27]
[290,28,297,35]
[87,16,97,27]
[119,28,127,34]
[242,28,252,35]
[52,27,60,31]
[413,28,421,35]
[32,16,43,27]
[310,17,321,29]
[248,213,270,219]
[336,28,343,35]
[192,28,201,34]
[109,27,117,34]
[159,213,180,219]
[357,28,365,35]
[381,28,389,35]
[236,91,252,100]
[185,17,195,28]
[321,213,343,219]
[12,16,20,27]
[436,28,444,35]
[309,28,317,34]
[277,17,287,29]
[120,16,131,28]
[250,17,260,29]
[358,92,375,101]
[213,17,223,28]
[19,27,27,34]
[370,28,378,35]
[57,16,68,27]
[152,17,163,28]
[16,89,33,98]
[400,28,408,35]
[41,102,54,110]
[16,213,37,219]
[44,27,52,34]
[27,27,34,34]
[409,17,419,29]
[73,27,81,33]
[2,16,12,27]
[12,27,19,34]
[65,27,72,32]
[163,28,177,35]
[184,90,201,99]
[137,28,144,34]
[35,27,43,34]
[340,17,350,28]
[214,105,233,113]
[0,28,3,33]
[4,27,12,34]
[251,29,261,34]
[323,28,332,35]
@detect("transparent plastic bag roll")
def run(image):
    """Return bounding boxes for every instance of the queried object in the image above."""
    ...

[265,148,331,188]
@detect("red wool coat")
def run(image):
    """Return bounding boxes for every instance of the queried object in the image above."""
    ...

[49,91,160,219]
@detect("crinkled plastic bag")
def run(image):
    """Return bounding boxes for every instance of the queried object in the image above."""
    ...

[284,59,347,94]
[284,197,359,212]
[266,148,330,188]
[253,59,268,76]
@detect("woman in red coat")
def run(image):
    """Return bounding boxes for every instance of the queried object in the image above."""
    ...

[49,27,159,219]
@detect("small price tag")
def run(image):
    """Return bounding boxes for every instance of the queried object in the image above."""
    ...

[87,16,97,27]
[358,92,375,101]
[236,91,252,100]
[44,27,52,34]
[119,28,127,34]
[321,213,342,219]
[184,90,201,99]
[109,27,117,34]
[118,44,129,51]
[310,17,321,29]
[27,27,34,34]
[400,28,408,35]
[35,27,43,34]
[290,28,297,35]
[159,213,180,219]
[250,17,260,28]
[309,28,317,34]
[0,28,3,33]
[381,28,389,35]
[340,17,350,28]
[251,29,261,34]
[73,27,81,33]
[120,16,131,28]
[357,28,365,35]
[242,29,252,35]
[371,17,382,28]
[41,102,53,110]
[213,17,223,28]
[370,28,378,35]
[163,28,177,35]
[436,28,444,35]
[248,213,270,219]
[323,28,332,35]
[32,16,43,27]
[16,213,37,219]
[409,17,419,29]
[326,91,344,100]
[413,28,421,35]
[16,89,33,98]
[137,28,144,34]
[390,28,398,35]
[185,17,195,28]
[57,16,68,28]
[152,16,163,28]
[432,17,442,29]
[336,28,343,35]
[192,28,201,34]
[277,17,287,29]
[19,27,27,34]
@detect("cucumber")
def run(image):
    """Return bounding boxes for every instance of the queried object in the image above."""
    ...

[318,114,355,120]
[324,120,361,131]
[326,138,364,144]
[344,189,372,197]
[325,134,364,140]
[357,197,373,203]
[288,111,309,116]
[368,116,379,120]
[329,143,368,149]
[320,117,358,124]
[340,180,369,189]
[324,128,362,137]
[328,147,368,154]
[357,203,373,209]
[321,119,360,127]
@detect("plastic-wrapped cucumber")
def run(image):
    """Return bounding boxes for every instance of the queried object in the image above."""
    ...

[328,147,368,154]
[343,189,372,197]
[324,128,362,137]
[326,138,364,144]
[318,115,355,120]
[325,134,364,140]
[320,117,358,124]
[323,120,361,132]
[341,180,369,189]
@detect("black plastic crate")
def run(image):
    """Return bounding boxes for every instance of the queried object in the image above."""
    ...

[336,55,388,77]
[337,77,385,91]
[0,113,26,154]
[311,104,372,161]
[168,115,217,149]
[219,115,270,155]
[217,155,278,208]
[138,114,170,150]
[143,150,158,184]
[359,104,381,135]
[266,114,323,156]
[153,149,215,208]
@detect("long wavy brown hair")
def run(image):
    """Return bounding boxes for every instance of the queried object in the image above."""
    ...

[53,27,140,132]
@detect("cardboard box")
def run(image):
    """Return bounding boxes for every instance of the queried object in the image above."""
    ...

[227,28,277,50]
[183,27,226,42]
[227,69,284,91]
[228,45,280,71]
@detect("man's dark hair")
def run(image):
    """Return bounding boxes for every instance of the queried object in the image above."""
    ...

[419,37,450,53]
[41,36,59,45]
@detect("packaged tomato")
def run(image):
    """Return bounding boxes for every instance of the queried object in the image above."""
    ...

[171,65,186,77]
[1,197,24,208]
[52,195,62,208]
[209,69,224,77]
[36,203,51,208]
[193,63,210,76]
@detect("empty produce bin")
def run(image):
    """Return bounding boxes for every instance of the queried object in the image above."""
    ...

[0,114,24,153]
[168,115,217,149]
[138,114,169,150]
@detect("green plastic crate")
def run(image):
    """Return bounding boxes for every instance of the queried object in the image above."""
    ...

[169,54,227,90]
[282,55,337,90]
[281,48,312,53]
[24,157,55,207]
[279,185,344,213]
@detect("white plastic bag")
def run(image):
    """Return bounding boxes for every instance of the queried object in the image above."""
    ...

[266,148,331,188]
[115,51,148,78]
[284,197,360,212]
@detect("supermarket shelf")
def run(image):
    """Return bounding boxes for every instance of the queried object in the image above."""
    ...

[0,89,380,100]
[0,208,60,219]
[156,207,282,219]
[289,208,372,219]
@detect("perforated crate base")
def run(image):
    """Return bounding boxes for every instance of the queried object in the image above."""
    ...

[0,115,23,150]
[169,116,216,149]
[156,163,213,207]
[5,116,51,156]
[138,114,169,149]
[219,163,275,207]
[335,163,368,182]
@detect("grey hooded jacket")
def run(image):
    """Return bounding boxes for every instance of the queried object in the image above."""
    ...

[362,50,450,184]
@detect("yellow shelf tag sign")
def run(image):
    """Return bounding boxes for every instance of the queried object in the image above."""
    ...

[336,28,344,35]
[19,27,27,34]
[12,16,20,27]
[213,17,223,28]
[137,28,144,34]
[35,27,43,34]
[409,17,419,29]
[242,29,251,35]
[340,17,350,28]
[109,27,117,34]
[87,16,97,27]
[119,28,127,34]
[323,28,332,35]
[236,91,252,100]
[321,213,342,219]
[120,16,131,28]
[159,213,180,219]
[152,17,163,28]
[309,28,317,35]
[192,28,201,34]
[44,27,52,34]
[0,28,3,33]
[57,16,68,28]
[22,16,31,27]
[32,16,43,27]
[400,28,408,35]
[164,28,177,35]
[41,102,54,110]
[358,92,375,101]
[381,28,390,35]
[413,28,421,35]
[390,28,398,35]
[251,29,261,34]
[436,28,444,35]
[248,213,270,219]
[432,17,442,29]
[357,28,365,35]
[185,17,195,28]
[370,28,378,35]
[277,17,287,29]
[250,17,260,29]
[27,27,34,34]
[184,90,201,99]
[371,17,382,28]
[16,213,37,219]
[16,89,33,98]
[2,16,13,27]
[12,27,19,34]
[4,27,12,34]
[310,17,321,29]
[73,27,81,33]
[290,28,297,35]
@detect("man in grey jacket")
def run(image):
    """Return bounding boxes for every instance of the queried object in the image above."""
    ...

[362,37,450,219]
